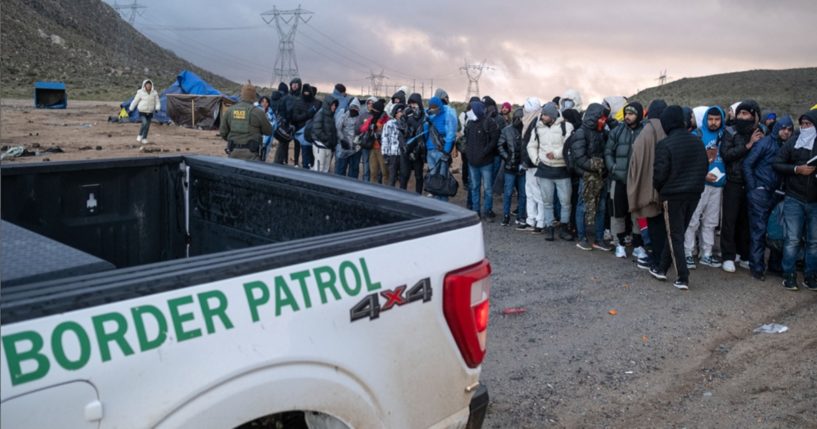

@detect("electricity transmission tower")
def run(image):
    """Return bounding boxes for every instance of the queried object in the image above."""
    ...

[113,1,147,26]
[365,70,388,97]
[261,5,313,85]
[657,69,668,86]
[460,60,492,100]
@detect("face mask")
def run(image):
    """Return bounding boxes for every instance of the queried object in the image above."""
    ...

[794,126,817,150]
[350,109,359,118]
[734,119,755,136]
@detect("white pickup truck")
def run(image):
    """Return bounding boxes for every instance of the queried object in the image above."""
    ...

[0,156,491,429]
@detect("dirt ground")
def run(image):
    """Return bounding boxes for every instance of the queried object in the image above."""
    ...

[2,99,815,428]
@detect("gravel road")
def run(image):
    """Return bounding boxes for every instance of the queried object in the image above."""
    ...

[479,218,816,428]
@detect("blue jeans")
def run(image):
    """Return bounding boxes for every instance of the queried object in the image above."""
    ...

[539,177,571,226]
[468,163,494,215]
[335,151,362,178]
[782,197,817,275]
[139,112,153,139]
[361,149,371,181]
[503,172,526,220]
[576,178,607,241]
[426,149,449,202]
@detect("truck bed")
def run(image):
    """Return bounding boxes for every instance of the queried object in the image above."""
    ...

[1,156,477,324]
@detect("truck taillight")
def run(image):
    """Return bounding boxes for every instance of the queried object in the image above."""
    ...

[443,260,492,368]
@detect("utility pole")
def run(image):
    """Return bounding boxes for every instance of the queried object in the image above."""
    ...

[261,4,314,85]
[656,69,668,86]
[460,59,492,100]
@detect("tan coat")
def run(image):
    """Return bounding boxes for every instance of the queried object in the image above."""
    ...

[627,118,666,218]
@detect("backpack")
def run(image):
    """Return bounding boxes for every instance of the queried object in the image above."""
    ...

[563,125,582,174]
[303,118,316,143]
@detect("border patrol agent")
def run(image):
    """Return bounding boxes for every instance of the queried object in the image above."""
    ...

[220,81,272,161]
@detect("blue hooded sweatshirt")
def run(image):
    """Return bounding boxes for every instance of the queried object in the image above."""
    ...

[424,96,456,153]
[742,115,794,192]
[698,106,727,187]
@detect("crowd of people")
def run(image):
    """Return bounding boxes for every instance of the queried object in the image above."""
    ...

[217,78,817,292]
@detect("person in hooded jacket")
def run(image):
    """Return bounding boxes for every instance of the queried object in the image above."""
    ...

[742,115,794,280]
[335,97,362,178]
[572,103,611,251]
[382,104,408,187]
[310,94,339,173]
[292,84,323,169]
[458,97,480,210]
[128,79,161,144]
[517,97,545,232]
[772,110,817,291]
[257,96,277,161]
[650,105,709,290]
[273,77,303,165]
[332,83,349,113]
[561,108,583,235]
[384,88,407,123]
[359,97,377,181]
[403,93,427,193]
[627,99,669,268]
[605,101,647,259]
[360,99,390,184]
[498,108,527,226]
[465,100,500,219]
[530,102,574,241]
[483,95,506,201]
[719,100,765,272]
[424,96,457,201]
[270,82,288,117]
[683,106,727,270]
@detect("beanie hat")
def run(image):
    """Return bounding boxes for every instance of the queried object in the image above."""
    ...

[736,100,761,120]
[372,99,386,113]
[541,102,560,120]
[391,103,406,117]
[523,97,542,114]
[624,101,644,123]
[240,81,256,103]
[502,102,512,112]
[334,83,346,93]
[660,105,686,134]
[766,112,777,121]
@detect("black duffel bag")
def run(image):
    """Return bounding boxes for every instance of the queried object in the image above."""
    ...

[424,158,459,197]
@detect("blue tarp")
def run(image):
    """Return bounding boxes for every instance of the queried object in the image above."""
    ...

[119,70,222,124]
[34,81,67,109]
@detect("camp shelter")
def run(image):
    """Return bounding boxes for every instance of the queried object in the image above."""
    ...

[34,81,67,109]
[166,94,236,129]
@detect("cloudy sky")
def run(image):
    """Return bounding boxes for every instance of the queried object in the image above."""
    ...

[110,0,815,105]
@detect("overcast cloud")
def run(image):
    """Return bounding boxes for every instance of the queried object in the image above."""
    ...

[111,0,816,104]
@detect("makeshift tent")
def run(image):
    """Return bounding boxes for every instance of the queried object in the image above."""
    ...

[34,81,67,109]
[118,70,233,127]
[166,94,235,129]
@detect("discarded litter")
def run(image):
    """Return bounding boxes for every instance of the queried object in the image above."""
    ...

[753,323,788,334]
[608,309,618,316]
[79,123,93,128]
[1,146,36,160]
[44,146,63,153]
[502,307,526,315]
[624,371,634,374]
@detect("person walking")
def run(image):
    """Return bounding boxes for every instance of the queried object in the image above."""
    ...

[129,79,161,144]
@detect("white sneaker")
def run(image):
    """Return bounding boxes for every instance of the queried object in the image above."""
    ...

[633,246,648,260]
[604,229,613,242]
[615,245,627,258]
[738,259,750,270]
[137,135,143,142]
[722,260,736,273]
[141,138,148,145]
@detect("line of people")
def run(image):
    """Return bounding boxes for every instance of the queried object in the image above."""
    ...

[220,80,817,292]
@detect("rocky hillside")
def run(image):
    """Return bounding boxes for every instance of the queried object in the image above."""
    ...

[631,68,817,120]
[0,0,240,101]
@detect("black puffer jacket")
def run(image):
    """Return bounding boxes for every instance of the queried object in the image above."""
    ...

[653,106,709,200]
[773,110,817,203]
[498,116,524,174]
[311,95,338,148]
[719,126,754,185]
[571,103,608,175]
[279,78,302,121]
[605,102,644,183]
[464,103,500,167]
[291,84,322,130]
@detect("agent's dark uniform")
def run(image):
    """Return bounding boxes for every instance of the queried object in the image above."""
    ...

[220,88,272,161]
